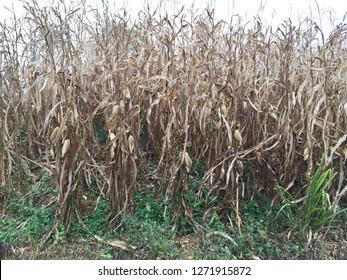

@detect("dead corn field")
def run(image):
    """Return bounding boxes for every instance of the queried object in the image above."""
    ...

[1,2,347,252]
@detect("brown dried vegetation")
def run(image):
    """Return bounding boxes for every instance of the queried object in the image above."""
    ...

[1,1,347,232]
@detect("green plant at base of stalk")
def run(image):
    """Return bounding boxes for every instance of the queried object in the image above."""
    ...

[276,145,347,239]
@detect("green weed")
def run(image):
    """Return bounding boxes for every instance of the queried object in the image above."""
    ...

[276,146,347,240]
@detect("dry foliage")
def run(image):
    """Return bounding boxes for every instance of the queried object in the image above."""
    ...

[0,1,346,230]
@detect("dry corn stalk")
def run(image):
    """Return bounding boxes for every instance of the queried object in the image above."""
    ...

[0,1,346,231]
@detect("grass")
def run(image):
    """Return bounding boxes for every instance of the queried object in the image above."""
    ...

[276,146,347,242]
[2,193,345,260]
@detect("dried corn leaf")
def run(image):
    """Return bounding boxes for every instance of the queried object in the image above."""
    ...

[94,235,136,251]
[269,112,278,121]
[214,120,222,130]
[221,104,227,115]
[236,160,244,176]
[256,151,263,165]
[62,139,70,158]
[110,148,115,159]
[342,147,347,160]
[109,132,117,148]
[127,105,140,119]
[128,135,135,154]
[49,149,55,159]
[219,163,225,180]
[183,151,192,173]
[109,132,116,141]
[50,126,60,143]
[304,147,310,161]
[112,105,119,116]
[107,239,137,251]
[242,100,248,112]
[234,129,242,146]
[327,134,347,163]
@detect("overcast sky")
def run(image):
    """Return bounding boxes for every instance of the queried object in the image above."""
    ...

[1,0,346,35]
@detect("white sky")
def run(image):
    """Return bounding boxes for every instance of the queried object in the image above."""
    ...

[1,0,346,36]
